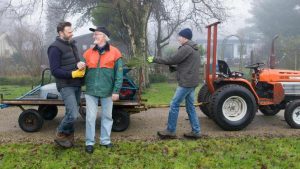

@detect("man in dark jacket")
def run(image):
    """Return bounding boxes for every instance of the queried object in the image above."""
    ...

[48,21,85,148]
[147,28,201,139]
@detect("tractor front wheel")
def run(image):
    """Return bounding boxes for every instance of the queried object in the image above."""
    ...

[284,100,300,129]
[210,84,257,131]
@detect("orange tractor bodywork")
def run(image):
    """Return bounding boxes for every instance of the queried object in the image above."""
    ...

[198,22,300,130]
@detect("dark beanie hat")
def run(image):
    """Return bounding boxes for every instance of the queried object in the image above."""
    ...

[89,26,111,37]
[178,28,192,40]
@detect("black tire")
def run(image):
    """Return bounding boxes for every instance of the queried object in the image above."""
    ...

[18,109,44,132]
[79,106,86,120]
[284,100,300,129]
[38,105,58,120]
[197,84,212,118]
[259,105,281,116]
[112,109,130,132]
[209,84,257,131]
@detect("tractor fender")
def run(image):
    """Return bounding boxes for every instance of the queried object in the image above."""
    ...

[215,78,259,102]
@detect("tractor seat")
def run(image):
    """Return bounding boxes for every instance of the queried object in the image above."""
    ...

[217,60,243,78]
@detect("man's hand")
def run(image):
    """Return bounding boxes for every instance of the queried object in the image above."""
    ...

[77,61,86,70]
[147,56,154,63]
[71,69,85,78]
[112,94,119,101]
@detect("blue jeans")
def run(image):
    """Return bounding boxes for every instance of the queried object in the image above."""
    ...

[167,86,201,134]
[85,94,113,146]
[58,86,81,134]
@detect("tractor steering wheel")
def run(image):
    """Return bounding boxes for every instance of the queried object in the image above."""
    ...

[245,63,265,69]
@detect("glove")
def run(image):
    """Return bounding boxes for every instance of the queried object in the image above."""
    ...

[71,69,85,78]
[147,56,154,63]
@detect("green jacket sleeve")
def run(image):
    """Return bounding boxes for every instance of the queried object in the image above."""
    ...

[113,58,123,94]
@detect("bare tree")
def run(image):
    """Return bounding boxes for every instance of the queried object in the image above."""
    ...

[1,0,227,86]
[6,23,45,77]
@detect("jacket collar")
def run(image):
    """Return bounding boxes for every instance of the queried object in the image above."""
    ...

[93,42,110,52]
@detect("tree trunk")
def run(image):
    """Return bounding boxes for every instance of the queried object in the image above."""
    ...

[114,0,152,88]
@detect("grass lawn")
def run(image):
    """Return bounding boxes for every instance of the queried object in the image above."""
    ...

[0,85,33,99]
[142,83,201,105]
[0,83,201,105]
[1,84,300,168]
[0,137,299,168]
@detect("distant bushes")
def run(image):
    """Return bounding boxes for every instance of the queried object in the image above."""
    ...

[149,73,168,83]
[0,76,40,86]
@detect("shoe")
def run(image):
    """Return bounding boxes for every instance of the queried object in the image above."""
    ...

[54,132,73,148]
[183,132,201,139]
[101,143,113,148]
[85,145,94,154]
[66,133,75,145]
[157,130,176,139]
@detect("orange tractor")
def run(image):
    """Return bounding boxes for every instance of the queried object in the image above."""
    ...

[198,22,300,130]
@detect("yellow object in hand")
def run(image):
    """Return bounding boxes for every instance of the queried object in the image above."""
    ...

[147,56,154,63]
[72,69,85,78]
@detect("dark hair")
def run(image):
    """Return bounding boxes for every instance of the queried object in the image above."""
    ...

[57,21,72,33]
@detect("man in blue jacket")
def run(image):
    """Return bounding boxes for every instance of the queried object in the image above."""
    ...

[48,21,85,148]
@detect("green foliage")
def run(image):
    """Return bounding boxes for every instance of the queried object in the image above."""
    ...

[123,57,144,68]
[278,35,300,69]
[149,74,168,83]
[0,137,299,168]
[91,4,129,43]
[249,0,300,38]
[0,85,32,99]
[0,76,40,86]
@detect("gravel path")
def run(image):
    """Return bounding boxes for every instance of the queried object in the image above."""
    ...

[0,107,299,144]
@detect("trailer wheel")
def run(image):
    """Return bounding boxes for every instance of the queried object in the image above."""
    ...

[210,84,257,131]
[259,105,281,116]
[284,100,300,129]
[38,105,58,120]
[112,109,130,132]
[197,84,212,118]
[79,106,86,120]
[18,109,44,132]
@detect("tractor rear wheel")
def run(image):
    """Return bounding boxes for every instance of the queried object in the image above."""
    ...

[38,105,58,120]
[284,100,300,129]
[259,105,281,116]
[197,84,212,118]
[112,109,130,132]
[18,109,44,132]
[210,84,257,131]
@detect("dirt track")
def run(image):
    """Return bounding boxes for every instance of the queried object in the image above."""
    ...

[0,107,299,144]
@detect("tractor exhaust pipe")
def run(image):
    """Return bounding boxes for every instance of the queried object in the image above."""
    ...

[269,34,279,69]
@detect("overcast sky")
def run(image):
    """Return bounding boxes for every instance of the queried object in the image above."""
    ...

[0,0,253,38]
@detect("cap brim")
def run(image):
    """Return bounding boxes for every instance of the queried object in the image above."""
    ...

[89,28,96,32]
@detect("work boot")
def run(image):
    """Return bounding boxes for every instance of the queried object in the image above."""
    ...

[101,143,113,148]
[157,130,176,139]
[54,132,73,148]
[85,145,94,154]
[183,132,201,139]
[66,133,75,145]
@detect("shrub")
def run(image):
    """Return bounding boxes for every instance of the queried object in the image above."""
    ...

[149,73,168,83]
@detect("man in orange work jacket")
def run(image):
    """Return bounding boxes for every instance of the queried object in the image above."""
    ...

[82,26,123,154]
